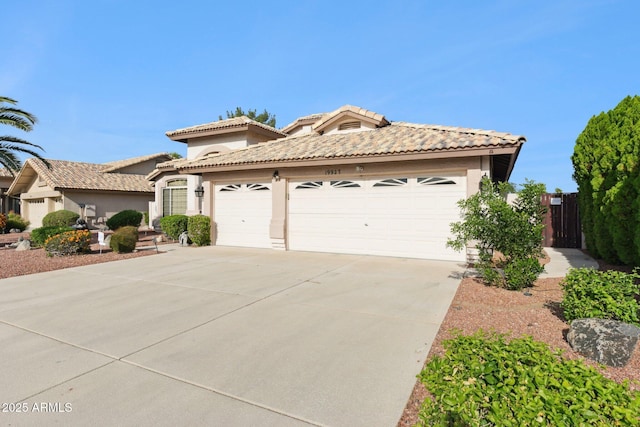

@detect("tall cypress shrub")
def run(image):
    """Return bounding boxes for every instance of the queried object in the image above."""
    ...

[572,95,640,264]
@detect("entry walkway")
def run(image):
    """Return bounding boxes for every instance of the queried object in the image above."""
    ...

[541,247,599,278]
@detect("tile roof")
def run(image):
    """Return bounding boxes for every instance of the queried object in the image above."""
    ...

[0,168,14,177]
[166,116,287,140]
[102,152,172,172]
[27,158,154,192]
[172,122,525,171]
[280,112,327,133]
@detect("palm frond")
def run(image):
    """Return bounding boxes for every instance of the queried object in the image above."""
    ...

[0,135,46,151]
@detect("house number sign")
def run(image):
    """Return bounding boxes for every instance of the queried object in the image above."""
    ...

[325,169,341,175]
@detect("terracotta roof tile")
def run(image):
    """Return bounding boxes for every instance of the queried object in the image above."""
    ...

[28,158,154,192]
[166,116,286,139]
[102,152,172,172]
[0,168,14,177]
[175,122,525,171]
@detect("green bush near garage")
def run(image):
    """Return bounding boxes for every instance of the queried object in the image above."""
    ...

[187,215,211,246]
[42,210,79,227]
[106,209,143,230]
[159,214,188,240]
[416,330,640,426]
[30,225,75,247]
[4,212,30,232]
[109,225,139,253]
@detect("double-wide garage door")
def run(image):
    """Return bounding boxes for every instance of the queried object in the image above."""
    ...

[288,175,466,261]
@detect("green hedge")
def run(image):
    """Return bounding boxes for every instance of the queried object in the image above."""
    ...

[572,95,640,265]
[417,330,640,426]
[159,215,188,240]
[109,226,139,253]
[31,225,75,247]
[43,210,79,227]
[561,268,640,326]
[187,215,210,246]
[106,210,142,230]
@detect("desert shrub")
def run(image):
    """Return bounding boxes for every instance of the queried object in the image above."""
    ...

[448,177,547,290]
[43,210,79,227]
[106,209,142,230]
[159,214,188,240]
[417,330,640,426]
[5,212,30,231]
[31,225,74,247]
[143,211,149,227]
[561,268,640,326]
[44,230,91,256]
[0,213,6,232]
[109,226,139,253]
[187,215,210,246]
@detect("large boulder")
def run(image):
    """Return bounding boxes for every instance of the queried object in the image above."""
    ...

[15,239,31,251]
[567,318,640,367]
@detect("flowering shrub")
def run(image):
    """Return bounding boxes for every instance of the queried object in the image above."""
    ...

[44,230,91,256]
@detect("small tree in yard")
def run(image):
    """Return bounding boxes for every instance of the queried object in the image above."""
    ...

[447,177,547,290]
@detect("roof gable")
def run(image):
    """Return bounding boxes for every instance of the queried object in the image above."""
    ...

[312,105,389,134]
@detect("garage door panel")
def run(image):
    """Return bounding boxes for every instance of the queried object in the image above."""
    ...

[214,183,272,248]
[288,175,466,261]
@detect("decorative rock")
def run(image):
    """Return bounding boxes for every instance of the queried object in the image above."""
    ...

[567,318,640,367]
[15,239,31,251]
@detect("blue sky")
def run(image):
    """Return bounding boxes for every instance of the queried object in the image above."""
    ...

[3,0,638,192]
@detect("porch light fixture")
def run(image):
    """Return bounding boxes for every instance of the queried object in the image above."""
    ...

[273,170,280,181]
[194,185,204,198]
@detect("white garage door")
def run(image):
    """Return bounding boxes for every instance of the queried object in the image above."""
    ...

[26,199,48,228]
[214,183,272,248]
[288,175,466,261]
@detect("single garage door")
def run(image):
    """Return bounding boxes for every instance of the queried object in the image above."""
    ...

[26,198,48,228]
[288,175,466,261]
[214,182,272,248]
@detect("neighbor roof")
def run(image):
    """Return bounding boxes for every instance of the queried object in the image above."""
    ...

[7,157,156,195]
[169,122,525,172]
[102,152,172,173]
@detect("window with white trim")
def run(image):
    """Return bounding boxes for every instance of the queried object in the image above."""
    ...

[162,179,187,216]
[373,178,408,187]
[330,180,361,188]
[295,181,323,189]
[418,177,456,185]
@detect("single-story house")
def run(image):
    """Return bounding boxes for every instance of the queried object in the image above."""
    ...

[8,153,172,229]
[150,105,525,262]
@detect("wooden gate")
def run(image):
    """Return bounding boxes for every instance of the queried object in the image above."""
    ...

[541,193,581,248]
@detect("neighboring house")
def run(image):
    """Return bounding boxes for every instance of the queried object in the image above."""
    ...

[150,105,525,262]
[0,168,20,215]
[7,153,172,229]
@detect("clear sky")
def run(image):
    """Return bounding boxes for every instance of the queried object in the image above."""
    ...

[3,0,639,192]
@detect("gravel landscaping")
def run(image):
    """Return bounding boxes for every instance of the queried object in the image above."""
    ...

[0,230,167,279]
[397,267,640,426]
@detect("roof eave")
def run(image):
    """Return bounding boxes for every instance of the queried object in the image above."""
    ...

[175,145,521,174]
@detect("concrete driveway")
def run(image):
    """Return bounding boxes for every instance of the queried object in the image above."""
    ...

[0,246,463,426]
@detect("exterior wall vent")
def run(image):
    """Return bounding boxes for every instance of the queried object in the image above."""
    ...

[338,121,361,131]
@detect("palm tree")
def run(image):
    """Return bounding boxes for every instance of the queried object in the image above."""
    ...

[0,96,49,173]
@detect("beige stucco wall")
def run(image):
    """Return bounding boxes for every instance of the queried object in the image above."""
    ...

[186,133,251,159]
[63,191,154,226]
